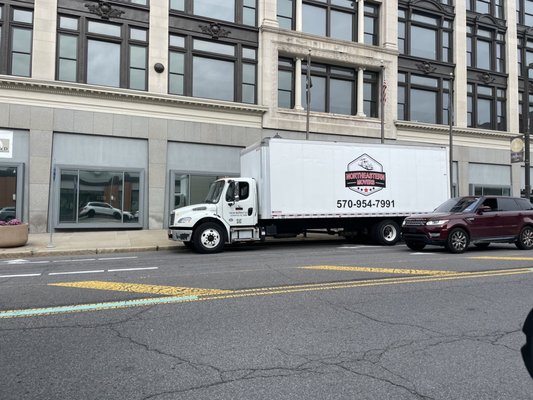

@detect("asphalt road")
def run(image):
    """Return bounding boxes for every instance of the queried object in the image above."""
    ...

[1,240,532,399]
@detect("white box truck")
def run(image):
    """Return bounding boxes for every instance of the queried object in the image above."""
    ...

[168,138,449,253]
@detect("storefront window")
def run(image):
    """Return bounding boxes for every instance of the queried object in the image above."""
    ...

[58,169,142,226]
[0,166,18,222]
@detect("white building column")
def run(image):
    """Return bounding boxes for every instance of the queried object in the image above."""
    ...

[296,0,302,31]
[32,0,57,80]
[454,3,468,128]
[357,0,365,44]
[148,0,169,94]
[356,67,366,116]
[294,58,304,110]
[506,0,520,133]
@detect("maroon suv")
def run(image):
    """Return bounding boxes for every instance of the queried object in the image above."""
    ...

[401,196,533,253]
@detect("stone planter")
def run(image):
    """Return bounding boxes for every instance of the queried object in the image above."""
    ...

[0,223,29,248]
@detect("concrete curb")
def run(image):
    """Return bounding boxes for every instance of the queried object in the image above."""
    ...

[0,245,182,259]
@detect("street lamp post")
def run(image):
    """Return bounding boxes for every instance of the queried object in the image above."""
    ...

[306,50,311,140]
[448,73,454,197]
[522,61,533,200]
[380,61,385,144]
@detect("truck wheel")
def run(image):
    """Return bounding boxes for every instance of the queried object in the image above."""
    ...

[405,240,426,251]
[516,226,533,250]
[445,228,469,253]
[193,222,225,254]
[372,220,400,246]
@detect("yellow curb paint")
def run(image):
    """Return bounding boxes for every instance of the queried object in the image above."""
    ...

[469,256,533,261]
[300,266,457,275]
[49,281,234,297]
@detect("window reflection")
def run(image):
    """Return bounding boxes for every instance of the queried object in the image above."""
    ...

[58,169,141,226]
[194,0,234,22]
[192,56,234,101]
[0,166,17,222]
[87,40,120,87]
[173,174,224,209]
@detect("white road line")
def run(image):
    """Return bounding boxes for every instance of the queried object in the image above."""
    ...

[53,259,96,263]
[98,256,138,261]
[48,270,105,276]
[0,273,42,278]
[107,267,158,272]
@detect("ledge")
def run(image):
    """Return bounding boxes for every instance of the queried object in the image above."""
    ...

[395,120,516,140]
[0,76,268,115]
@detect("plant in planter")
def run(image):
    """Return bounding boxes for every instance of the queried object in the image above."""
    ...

[0,218,29,248]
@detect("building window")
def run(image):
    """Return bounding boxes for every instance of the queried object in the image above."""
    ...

[466,0,504,19]
[56,14,148,90]
[170,0,256,26]
[397,72,452,125]
[277,0,379,44]
[301,62,355,114]
[0,4,33,77]
[169,34,257,104]
[398,8,453,63]
[517,0,533,26]
[277,58,378,117]
[467,25,505,73]
[59,169,142,226]
[467,83,506,130]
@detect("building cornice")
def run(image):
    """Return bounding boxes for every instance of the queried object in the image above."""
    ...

[395,120,516,140]
[0,76,268,115]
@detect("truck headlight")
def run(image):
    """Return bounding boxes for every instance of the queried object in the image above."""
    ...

[426,220,448,226]
[178,216,192,224]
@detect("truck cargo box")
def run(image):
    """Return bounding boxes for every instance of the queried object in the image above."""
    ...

[240,138,449,220]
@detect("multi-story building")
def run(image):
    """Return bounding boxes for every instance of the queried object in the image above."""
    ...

[0,0,530,233]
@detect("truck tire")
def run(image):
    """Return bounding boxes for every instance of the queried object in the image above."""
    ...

[515,226,533,250]
[193,222,225,254]
[445,228,469,253]
[372,220,400,246]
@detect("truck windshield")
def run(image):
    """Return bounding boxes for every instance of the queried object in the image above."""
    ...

[205,180,225,204]
[434,197,480,213]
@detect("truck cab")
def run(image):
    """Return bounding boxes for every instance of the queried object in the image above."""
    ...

[168,178,261,253]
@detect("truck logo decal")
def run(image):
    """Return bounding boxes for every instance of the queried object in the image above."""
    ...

[345,154,386,196]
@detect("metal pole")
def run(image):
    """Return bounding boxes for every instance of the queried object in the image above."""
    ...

[47,160,56,248]
[449,73,454,197]
[380,62,385,144]
[526,70,531,201]
[306,50,311,140]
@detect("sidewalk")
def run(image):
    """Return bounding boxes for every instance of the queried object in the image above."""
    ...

[0,229,180,259]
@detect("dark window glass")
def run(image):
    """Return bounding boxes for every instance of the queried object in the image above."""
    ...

[331,10,352,41]
[467,83,506,130]
[330,78,353,114]
[467,25,505,73]
[277,0,293,29]
[195,0,234,22]
[411,26,437,60]
[193,57,234,101]
[58,34,77,82]
[87,40,120,87]
[169,52,185,95]
[11,27,32,76]
[302,4,326,36]
[171,0,256,26]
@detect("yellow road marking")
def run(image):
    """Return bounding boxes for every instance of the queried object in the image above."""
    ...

[49,281,233,297]
[469,256,533,261]
[2,267,529,319]
[300,266,456,275]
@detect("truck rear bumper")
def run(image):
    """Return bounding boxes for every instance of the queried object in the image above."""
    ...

[168,229,192,242]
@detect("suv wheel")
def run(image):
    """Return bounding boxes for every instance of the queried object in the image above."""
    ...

[516,226,533,250]
[445,228,469,253]
[405,240,426,251]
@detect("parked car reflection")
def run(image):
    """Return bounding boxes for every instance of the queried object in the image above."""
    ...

[0,206,16,222]
[79,202,134,221]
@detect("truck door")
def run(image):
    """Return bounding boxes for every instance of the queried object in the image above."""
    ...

[222,180,257,227]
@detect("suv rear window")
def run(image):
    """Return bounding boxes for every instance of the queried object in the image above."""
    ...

[516,198,533,210]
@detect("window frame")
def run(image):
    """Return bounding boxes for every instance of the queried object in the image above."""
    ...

[170,0,257,27]
[466,0,504,19]
[0,4,34,77]
[466,23,506,73]
[397,71,452,125]
[56,13,149,90]
[398,7,453,63]
[168,33,258,104]
[467,82,506,131]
